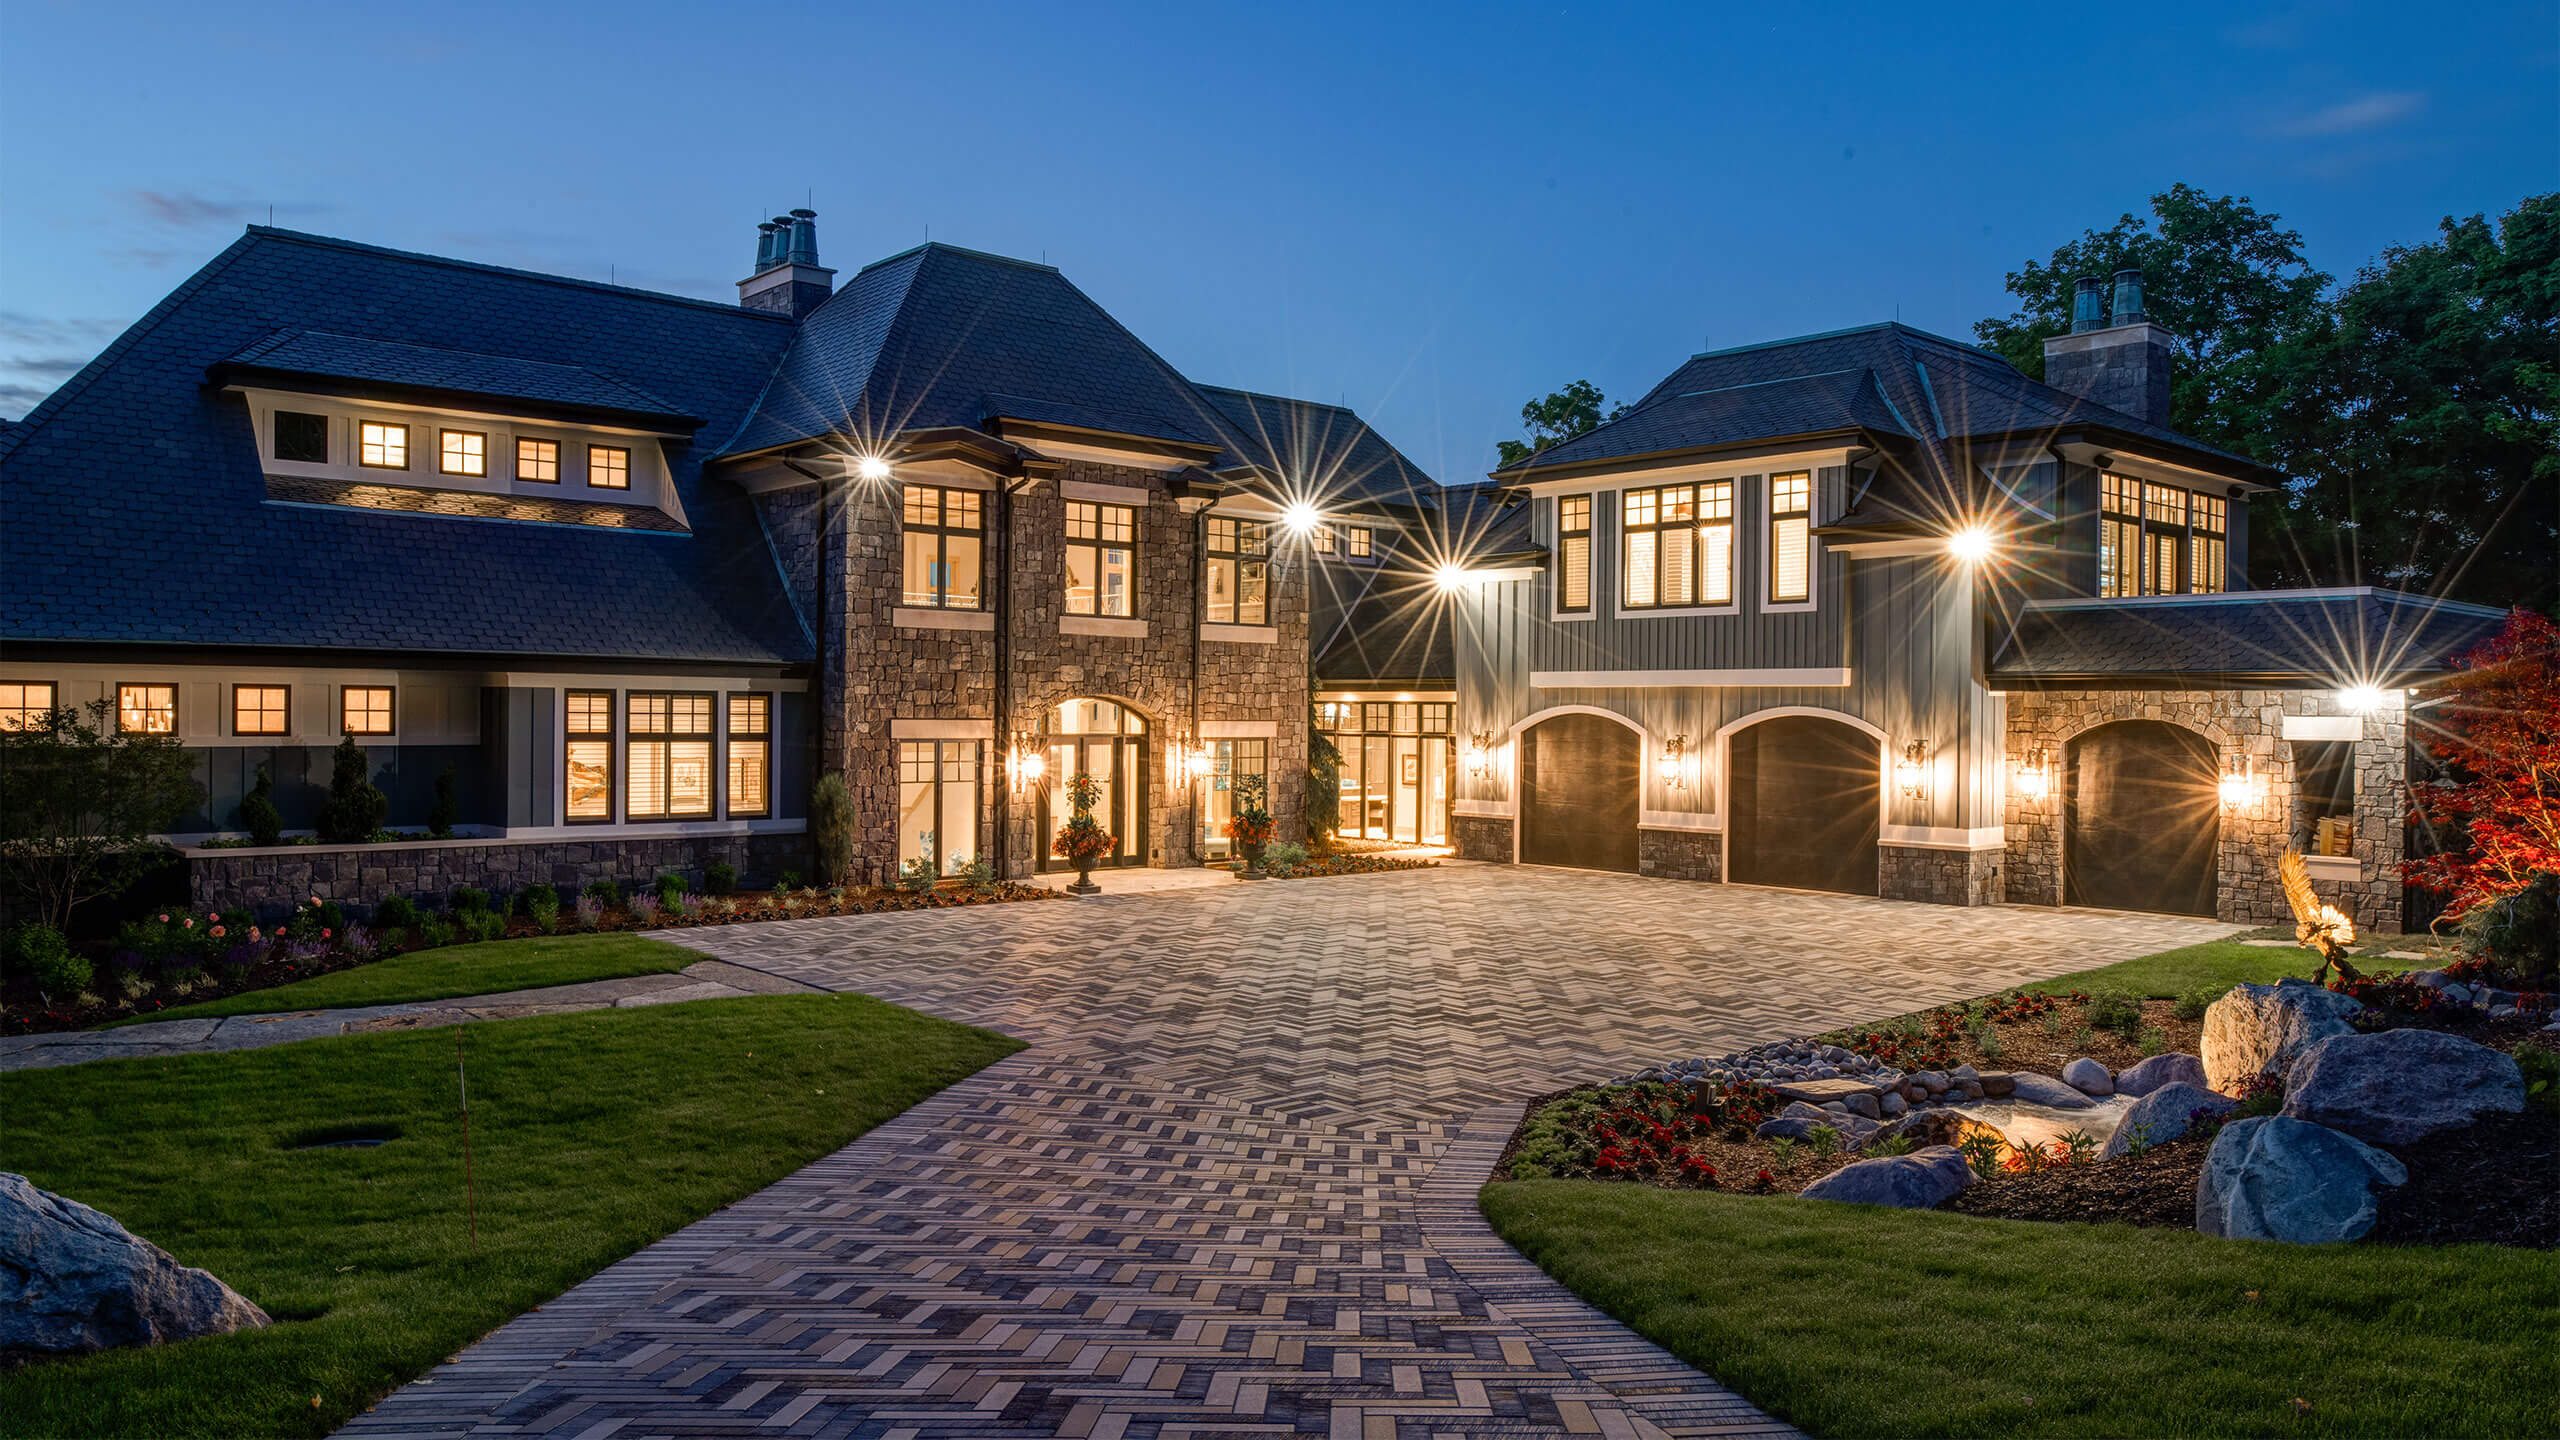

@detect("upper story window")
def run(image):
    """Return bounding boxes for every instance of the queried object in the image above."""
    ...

[627,692,713,819]
[439,429,488,478]
[342,686,394,735]
[274,411,329,464]
[359,421,409,470]
[2101,474,2225,597]
[1769,472,1813,604]
[1205,516,1269,625]
[1312,525,1336,554]
[0,682,58,731]
[2191,492,2228,594]
[1345,526,1373,560]
[902,484,984,610]
[565,690,614,822]
[1065,501,1138,617]
[727,694,771,818]
[1557,496,1592,612]
[1622,482,1734,609]
[517,437,560,483]
[233,685,289,736]
[117,684,176,735]
[587,445,630,490]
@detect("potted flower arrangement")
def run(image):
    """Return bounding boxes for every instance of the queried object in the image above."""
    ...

[1052,772,1117,895]
[1225,775,1276,880]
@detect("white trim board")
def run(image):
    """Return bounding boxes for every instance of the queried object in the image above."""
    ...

[891,718,995,740]
[2281,715,2362,742]
[1879,825,2006,852]
[1454,799,1515,819]
[1533,667,1850,689]
[894,607,995,632]
[1639,809,1721,833]
[1061,615,1149,639]
[1059,478,1154,503]
[1201,623,1278,644]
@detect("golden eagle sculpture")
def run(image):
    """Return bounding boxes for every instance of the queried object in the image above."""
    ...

[2281,850,2362,986]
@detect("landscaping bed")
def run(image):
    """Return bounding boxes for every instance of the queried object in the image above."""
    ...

[1233,852,1440,880]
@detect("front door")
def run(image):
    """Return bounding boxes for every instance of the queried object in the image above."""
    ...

[1040,699,1148,870]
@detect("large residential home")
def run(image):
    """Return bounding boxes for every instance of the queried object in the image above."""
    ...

[1450,273,2505,926]
[0,217,1444,908]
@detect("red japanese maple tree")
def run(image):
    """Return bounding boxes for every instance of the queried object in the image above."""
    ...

[2403,608,2560,920]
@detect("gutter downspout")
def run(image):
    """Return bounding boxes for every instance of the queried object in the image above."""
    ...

[1189,504,1206,866]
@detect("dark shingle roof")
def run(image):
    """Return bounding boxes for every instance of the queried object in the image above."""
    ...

[1989,589,2510,686]
[3,228,810,663]
[218,329,693,426]
[1193,386,1442,511]
[1310,486,1529,687]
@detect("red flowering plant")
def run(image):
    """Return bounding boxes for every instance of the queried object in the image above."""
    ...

[1222,775,1276,848]
[1052,773,1119,867]
[2405,609,2560,984]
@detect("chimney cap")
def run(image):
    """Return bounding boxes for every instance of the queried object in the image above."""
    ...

[2070,275,2106,334]
[790,207,816,219]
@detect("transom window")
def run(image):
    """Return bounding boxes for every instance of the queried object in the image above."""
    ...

[1621,482,1734,608]
[1557,496,1592,612]
[0,681,58,731]
[438,429,488,477]
[359,421,409,469]
[1065,500,1138,617]
[517,437,560,483]
[1769,471,1812,604]
[233,685,289,736]
[899,740,981,877]
[1205,516,1269,625]
[902,484,985,610]
[342,686,394,735]
[117,684,176,735]
[727,694,771,818]
[274,411,329,464]
[627,693,713,819]
[565,690,614,822]
[587,445,630,490]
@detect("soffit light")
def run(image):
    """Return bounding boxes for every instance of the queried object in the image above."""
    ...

[1947,526,1996,564]
[854,455,891,481]
[2338,685,2388,713]
[1281,501,1322,535]
[1432,563,1472,592]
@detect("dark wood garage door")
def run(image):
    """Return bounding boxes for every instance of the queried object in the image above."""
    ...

[1728,716,1879,895]
[2066,720,2220,917]
[1520,714,1639,872]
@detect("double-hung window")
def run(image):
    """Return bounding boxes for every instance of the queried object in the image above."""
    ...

[359,421,409,470]
[1769,471,1813,604]
[439,429,487,477]
[2143,483,2187,595]
[902,484,984,610]
[627,693,713,819]
[1205,516,1269,624]
[1556,496,1591,612]
[117,684,176,735]
[0,682,57,732]
[1344,527,1373,560]
[1311,525,1337,555]
[1621,482,1731,608]
[342,686,394,735]
[565,690,615,822]
[727,694,771,818]
[233,685,289,736]
[1064,501,1138,617]
[898,740,980,877]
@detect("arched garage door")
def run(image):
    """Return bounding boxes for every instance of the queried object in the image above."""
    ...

[2066,720,2219,917]
[1520,714,1639,872]
[1728,716,1880,895]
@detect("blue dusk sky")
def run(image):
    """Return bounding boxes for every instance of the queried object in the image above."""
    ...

[2,0,2552,476]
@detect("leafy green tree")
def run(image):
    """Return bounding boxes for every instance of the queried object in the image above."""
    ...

[1496,380,1629,467]
[0,699,201,931]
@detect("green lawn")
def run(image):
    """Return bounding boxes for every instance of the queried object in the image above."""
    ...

[1,994,1022,1438]
[2008,937,2433,1000]
[1482,1180,2555,1439]
[105,933,699,1027]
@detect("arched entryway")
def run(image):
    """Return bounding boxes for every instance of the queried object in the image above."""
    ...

[1727,714,1880,895]
[1518,711,1640,872]
[1038,698,1149,871]
[2065,719,2219,917]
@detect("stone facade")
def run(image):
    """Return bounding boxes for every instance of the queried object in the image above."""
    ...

[1453,814,1513,863]
[1637,828,1721,882]
[1879,844,2004,907]
[189,833,812,917]
[760,460,1308,885]
[2003,688,2405,927]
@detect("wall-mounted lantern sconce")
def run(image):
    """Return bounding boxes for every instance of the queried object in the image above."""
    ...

[1656,734,1690,790]
[2014,746,2053,803]
[1896,740,1929,799]
[1465,731,1500,781]
[2218,756,2257,809]
[1183,735,1213,782]
[1004,735,1047,795]
[853,454,891,482]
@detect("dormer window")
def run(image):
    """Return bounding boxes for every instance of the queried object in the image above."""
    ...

[517,437,560,483]
[439,429,488,477]
[359,421,409,470]
[274,411,328,464]
[2101,474,2223,596]
[588,445,630,490]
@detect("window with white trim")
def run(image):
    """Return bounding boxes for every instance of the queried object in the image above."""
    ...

[1769,471,1812,604]
[627,692,713,819]
[439,429,487,477]
[898,740,980,876]
[1065,501,1138,617]
[565,690,614,822]
[1205,516,1268,625]
[727,694,771,818]
[1557,496,1591,612]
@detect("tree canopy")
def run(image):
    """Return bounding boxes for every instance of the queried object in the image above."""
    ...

[1496,380,1629,467]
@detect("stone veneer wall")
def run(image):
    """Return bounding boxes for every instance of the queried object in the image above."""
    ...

[1879,844,2004,907]
[2003,688,2405,927]
[1452,814,1513,863]
[190,833,811,916]
[1638,828,1720,882]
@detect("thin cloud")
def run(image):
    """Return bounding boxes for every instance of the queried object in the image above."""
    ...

[129,190,258,226]
[2279,91,2426,137]
[5,355,91,382]
[0,382,56,417]
[0,312,118,348]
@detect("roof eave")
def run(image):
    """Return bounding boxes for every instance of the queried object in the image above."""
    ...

[1488,425,1878,484]
[208,363,703,434]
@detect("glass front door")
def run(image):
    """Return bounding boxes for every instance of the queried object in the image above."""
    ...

[1041,699,1147,869]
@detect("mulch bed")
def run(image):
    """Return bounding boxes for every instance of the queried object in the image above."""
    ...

[1939,1139,2211,1228]
[2370,1106,2560,1249]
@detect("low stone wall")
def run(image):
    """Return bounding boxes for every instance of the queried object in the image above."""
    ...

[1879,845,2003,907]
[189,833,812,917]
[1638,828,1721,882]
[1452,814,1513,863]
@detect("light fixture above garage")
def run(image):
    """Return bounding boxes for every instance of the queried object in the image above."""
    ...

[1896,740,1929,799]
[2014,746,2053,802]
[1947,525,1996,564]
[1656,734,1690,789]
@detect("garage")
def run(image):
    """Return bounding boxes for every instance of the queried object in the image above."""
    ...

[1519,713,1639,871]
[1727,715,1880,895]
[2065,719,2220,917]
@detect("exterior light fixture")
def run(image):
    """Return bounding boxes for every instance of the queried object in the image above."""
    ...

[1432,562,1471,592]
[1005,739,1047,795]
[854,455,891,482]
[1896,740,1929,799]
[1185,747,1212,781]
[1281,500,1322,535]
[2014,746,2053,803]
[1947,526,1996,564]
[2337,684,2387,714]
[1655,734,1689,789]
[1465,731,1499,780]
[2218,757,2256,809]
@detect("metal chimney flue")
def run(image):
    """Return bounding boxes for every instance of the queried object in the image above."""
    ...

[737,206,837,319]
[2069,276,2105,334]
[2109,269,2147,326]
[786,208,819,268]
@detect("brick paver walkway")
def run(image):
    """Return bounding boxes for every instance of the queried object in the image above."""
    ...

[345,864,2233,1439]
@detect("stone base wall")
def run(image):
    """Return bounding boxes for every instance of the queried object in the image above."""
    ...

[1638,828,1721,882]
[1879,844,2003,907]
[190,833,812,918]
[2004,689,2406,927]
[1453,814,1513,863]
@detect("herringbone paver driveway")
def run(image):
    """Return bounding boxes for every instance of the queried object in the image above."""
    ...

[345,864,2234,1440]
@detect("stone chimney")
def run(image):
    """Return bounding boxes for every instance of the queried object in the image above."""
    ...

[738,208,836,320]
[2042,268,2174,425]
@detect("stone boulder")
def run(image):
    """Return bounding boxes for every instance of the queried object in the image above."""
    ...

[1874,1107,1968,1150]
[0,1173,270,1356]
[1796,1145,1974,1209]
[2280,1029,2526,1146]
[2194,1118,2407,1244]
[2101,1082,2237,1159]
[2201,980,2364,1092]
[2002,1071,2097,1110]
[2113,1052,2210,1098]
[2060,1058,2114,1096]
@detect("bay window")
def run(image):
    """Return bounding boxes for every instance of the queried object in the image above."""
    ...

[1205,516,1268,624]
[627,692,713,819]
[1769,471,1812,604]
[902,484,984,610]
[1065,501,1137,617]
[727,694,771,818]
[565,690,614,822]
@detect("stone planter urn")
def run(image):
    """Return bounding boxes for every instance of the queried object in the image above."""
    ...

[1239,838,1268,881]
[1067,853,1101,895]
